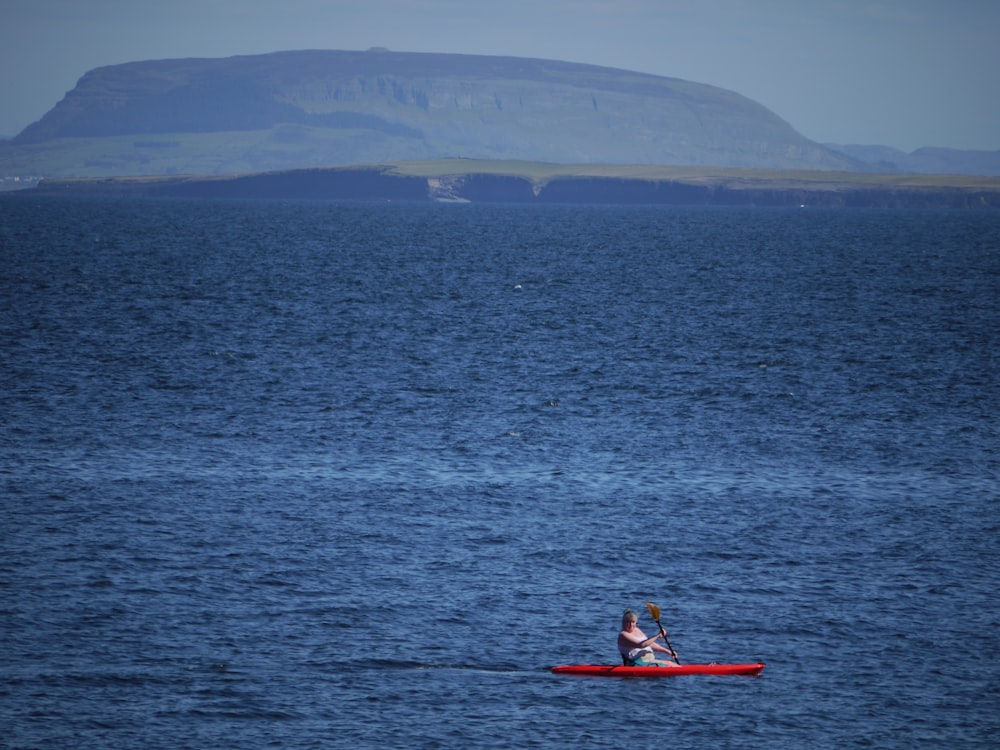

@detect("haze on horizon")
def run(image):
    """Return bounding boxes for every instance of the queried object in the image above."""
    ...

[1,0,997,153]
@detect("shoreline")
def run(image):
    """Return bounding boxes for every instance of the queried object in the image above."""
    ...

[16,160,1000,208]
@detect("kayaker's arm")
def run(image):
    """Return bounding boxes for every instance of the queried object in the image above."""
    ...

[657,628,676,654]
[649,630,678,658]
[624,631,678,661]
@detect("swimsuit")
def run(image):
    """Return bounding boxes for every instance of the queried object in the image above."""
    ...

[621,646,654,666]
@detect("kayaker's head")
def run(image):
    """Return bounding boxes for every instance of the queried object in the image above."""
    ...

[622,609,638,628]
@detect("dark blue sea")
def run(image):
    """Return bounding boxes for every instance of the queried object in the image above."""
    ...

[1,197,998,749]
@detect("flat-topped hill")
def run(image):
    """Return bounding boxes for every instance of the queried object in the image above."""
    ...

[5,49,864,177]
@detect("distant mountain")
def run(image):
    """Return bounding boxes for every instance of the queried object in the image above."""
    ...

[826,144,1000,176]
[3,49,866,178]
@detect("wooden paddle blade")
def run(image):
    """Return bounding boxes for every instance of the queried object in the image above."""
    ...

[644,601,661,621]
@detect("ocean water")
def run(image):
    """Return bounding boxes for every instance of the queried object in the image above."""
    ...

[0,197,997,749]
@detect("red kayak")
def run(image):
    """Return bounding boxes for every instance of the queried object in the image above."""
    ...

[551,663,765,677]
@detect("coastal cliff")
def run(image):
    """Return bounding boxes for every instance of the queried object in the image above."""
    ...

[26,161,1000,208]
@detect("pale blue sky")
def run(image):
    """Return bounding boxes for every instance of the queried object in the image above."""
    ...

[2,0,997,151]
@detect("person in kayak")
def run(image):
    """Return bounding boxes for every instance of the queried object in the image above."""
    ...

[618,608,680,667]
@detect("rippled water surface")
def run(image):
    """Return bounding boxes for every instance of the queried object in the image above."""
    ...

[1,198,998,748]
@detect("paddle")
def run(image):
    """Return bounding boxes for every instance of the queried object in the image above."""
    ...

[645,601,681,664]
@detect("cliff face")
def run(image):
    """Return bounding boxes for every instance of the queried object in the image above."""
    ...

[10,49,862,175]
